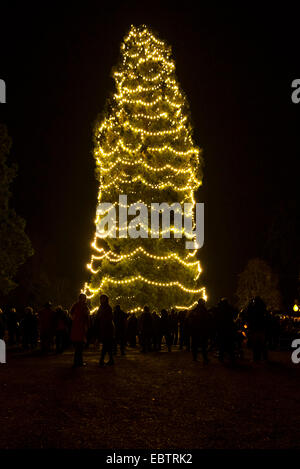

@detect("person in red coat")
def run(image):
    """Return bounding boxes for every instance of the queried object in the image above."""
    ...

[70,293,90,367]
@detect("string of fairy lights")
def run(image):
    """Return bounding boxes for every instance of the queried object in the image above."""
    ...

[97,156,197,175]
[91,238,198,258]
[87,246,201,279]
[83,24,206,311]
[98,174,197,192]
[86,275,206,308]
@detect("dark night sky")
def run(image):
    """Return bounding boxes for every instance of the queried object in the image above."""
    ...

[0,2,299,305]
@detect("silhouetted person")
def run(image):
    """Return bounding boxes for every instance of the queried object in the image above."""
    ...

[65,310,72,347]
[208,306,218,350]
[159,309,172,352]
[55,306,69,354]
[140,306,153,353]
[70,294,90,367]
[127,313,138,347]
[7,307,18,345]
[245,296,269,361]
[21,307,37,349]
[113,305,127,355]
[188,299,211,363]
[234,313,245,360]
[0,308,5,340]
[86,312,97,348]
[178,310,188,350]
[97,295,115,366]
[214,298,236,364]
[170,309,178,345]
[38,301,55,354]
[151,311,161,351]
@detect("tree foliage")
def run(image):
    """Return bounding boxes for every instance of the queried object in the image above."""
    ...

[236,258,282,311]
[0,124,33,295]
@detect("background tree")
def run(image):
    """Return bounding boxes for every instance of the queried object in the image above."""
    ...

[84,25,206,313]
[236,258,282,311]
[6,232,76,310]
[0,124,33,295]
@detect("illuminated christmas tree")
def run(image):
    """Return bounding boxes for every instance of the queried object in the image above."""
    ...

[84,25,206,313]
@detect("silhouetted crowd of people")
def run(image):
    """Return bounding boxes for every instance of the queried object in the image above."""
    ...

[0,294,299,368]
[0,302,71,353]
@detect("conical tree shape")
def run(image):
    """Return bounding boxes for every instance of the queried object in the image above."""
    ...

[84,25,206,313]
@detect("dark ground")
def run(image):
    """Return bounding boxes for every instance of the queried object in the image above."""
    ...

[0,346,299,449]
